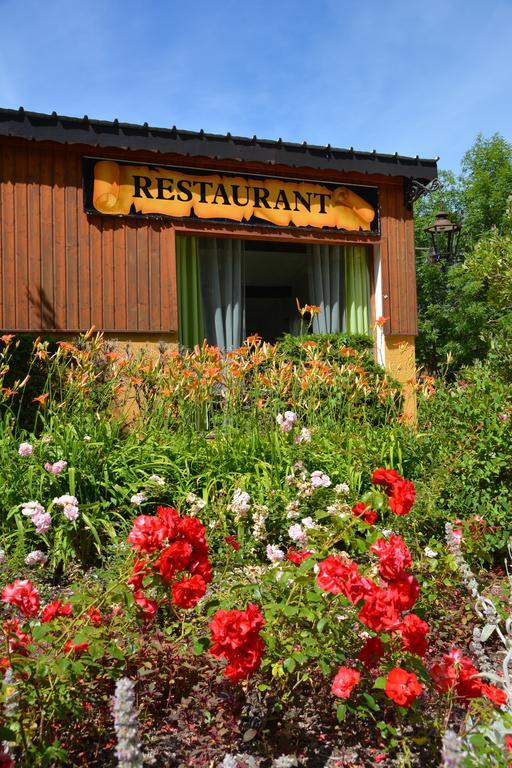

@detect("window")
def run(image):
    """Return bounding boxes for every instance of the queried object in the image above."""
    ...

[176,235,370,349]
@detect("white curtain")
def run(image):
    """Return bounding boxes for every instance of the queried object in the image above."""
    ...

[199,238,245,351]
[307,245,345,333]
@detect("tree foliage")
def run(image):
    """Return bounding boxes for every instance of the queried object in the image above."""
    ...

[414,134,512,373]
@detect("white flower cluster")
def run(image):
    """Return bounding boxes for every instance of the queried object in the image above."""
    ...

[112,677,144,768]
[53,494,80,521]
[18,442,33,457]
[25,550,48,566]
[276,411,297,433]
[148,474,165,488]
[229,489,251,522]
[252,504,269,541]
[310,470,331,489]
[288,517,315,547]
[186,492,207,515]
[326,501,350,518]
[21,501,52,534]
[130,492,146,506]
[266,544,285,563]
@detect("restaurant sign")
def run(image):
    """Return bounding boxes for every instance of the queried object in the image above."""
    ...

[83,158,379,233]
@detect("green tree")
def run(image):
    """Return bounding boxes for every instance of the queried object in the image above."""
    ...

[461,133,512,243]
[414,134,512,373]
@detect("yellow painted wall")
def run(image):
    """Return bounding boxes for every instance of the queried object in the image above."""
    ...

[384,335,417,422]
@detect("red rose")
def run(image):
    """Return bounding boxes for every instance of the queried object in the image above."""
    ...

[156,505,181,538]
[286,547,313,565]
[133,591,158,621]
[317,555,372,604]
[127,559,150,591]
[41,599,73,623]
[87,606,102,626]
[358,585,402,633]
[127,515,168,553]
[3,620,31,655]
[482,683,508,706]
[388,479,416,516]
[352,502,378,525]
[209,604,265,682]
[1,580,40,617]
[64,639,89,655]
[386,573,420,611]
[371,535,412,581]
[155,540,193,582]
[430,649,484,700]
[358,636,385,669]
[172,574,207,609]
[385,668,423,706]
[331,666,360,699]
[178,516,208,553]
[396,613,429,657]
[371,468,401,490]
[189,555,213,584]
[225,535,241,551]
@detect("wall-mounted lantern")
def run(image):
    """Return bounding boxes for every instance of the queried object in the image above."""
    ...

[424,210,461,269]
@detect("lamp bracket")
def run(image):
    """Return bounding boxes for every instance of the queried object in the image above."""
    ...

[405,178,441,209]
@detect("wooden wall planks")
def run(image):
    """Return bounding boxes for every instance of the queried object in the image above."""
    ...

[0,138,417,336]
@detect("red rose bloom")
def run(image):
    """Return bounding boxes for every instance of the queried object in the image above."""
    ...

[64,639,89,655]
[386,573,420,611]
[133,591,158,621]
[178,516,208,553]
[371,535,412,581]
[156,505,181,538]
[225,535,241,551]
[430,649,484,700]
[331,666,360,699]
[482,683,508,706]
[127,559,150,591]
[189,555,213,584]
[286,547,313,565]
[1,580,40,617]
[385,668,423,706]
[371,468,401,490]
[172,574,207,609]
[87,606,102,626]
[397,613,429,657]
[358,636,385,669]
[41,599,73,623]
[352,502,378,525]
[388,479,416,516]
[155,540,194,582]
[3,620,31,655]
[358,585,402,632]
[127,515,168,553]
[209,604,265,682]
[317,555,371,603]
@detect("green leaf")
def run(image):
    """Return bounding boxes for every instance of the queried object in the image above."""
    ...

[373,676,387,690]
[192,636,210,655]
[284,657,296,673]
[316,618,328,633]
[336,703,347,722]
[363,693,380,712]
[0,726,16,741]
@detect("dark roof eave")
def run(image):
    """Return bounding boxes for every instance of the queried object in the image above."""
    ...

[0,107,438,182]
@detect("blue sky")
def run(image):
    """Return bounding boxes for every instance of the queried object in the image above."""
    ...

[1,0,511,172]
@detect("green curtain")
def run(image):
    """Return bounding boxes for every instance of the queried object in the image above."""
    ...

[344,246,370,335]
[176,235,204,349]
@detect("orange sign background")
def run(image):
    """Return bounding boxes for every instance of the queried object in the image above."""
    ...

[90,160,377,231]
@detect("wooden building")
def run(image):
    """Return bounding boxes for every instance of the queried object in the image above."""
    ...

[0,108,438,414]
